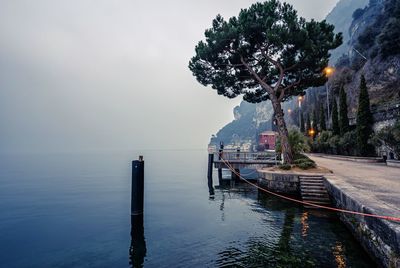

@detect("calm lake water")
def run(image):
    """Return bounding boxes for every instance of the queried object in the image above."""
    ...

[0,150,374,267]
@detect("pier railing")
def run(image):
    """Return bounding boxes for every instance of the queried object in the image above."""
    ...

[210,149,279,170]
[214,150,277,161]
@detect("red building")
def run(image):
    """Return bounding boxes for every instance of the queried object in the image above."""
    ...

[258,131,277,150]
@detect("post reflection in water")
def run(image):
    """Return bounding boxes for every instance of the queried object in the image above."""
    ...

[332,241,346,268]
[129,215,147,268]
[301,211,309,237]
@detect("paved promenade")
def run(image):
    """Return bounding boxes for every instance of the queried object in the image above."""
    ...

[308,154,400,219]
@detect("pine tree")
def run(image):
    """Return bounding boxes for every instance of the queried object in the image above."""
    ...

[356,75,374,156]
[189,1,342,164]
[320,105,326,131]
[332,99,340,135]
[300,113,305,133]
[339,85,350,135]
[313,108,319,133]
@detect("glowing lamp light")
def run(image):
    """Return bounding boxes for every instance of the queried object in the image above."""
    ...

[308,128,316,137]
[288,109,292,114]
[324,67,335,77]
[298,96,303,101]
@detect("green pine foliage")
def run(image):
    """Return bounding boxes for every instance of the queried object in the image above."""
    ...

[339,85,350,135]
[320,105,326,131]
[300,112,305,133]
[331,99,340,135]
[313,108,319,133]
[356,75,375,156]
[306,113,311,133]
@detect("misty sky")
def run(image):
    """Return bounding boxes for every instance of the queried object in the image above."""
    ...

[0,0,338,153]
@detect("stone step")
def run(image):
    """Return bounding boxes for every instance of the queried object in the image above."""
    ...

[300,182,324,187]
[300,179,324,183]
[299,176,331,207]
[303,203,332,208]
[303,194,329,200]
[302,197,331,203]
[300,186,327,193]
[300,185,326,191]
[299,176,324,179]
[301,192,329,198]
[303,200,331,205]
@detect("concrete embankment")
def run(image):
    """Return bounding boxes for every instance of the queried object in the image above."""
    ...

[324,175,400,268]
[309,155,400,268]
[258,156,400,267]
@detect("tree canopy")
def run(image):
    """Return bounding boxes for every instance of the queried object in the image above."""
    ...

[189,0,342,103]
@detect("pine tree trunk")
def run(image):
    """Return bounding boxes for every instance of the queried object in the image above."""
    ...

[271,99,293,164]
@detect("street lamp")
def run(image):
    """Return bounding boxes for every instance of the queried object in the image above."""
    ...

[308,128,316,138]
[298,96,303,129]
[323,67,335,128]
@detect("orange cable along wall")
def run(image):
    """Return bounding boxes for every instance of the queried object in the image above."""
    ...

[220,157,400,223]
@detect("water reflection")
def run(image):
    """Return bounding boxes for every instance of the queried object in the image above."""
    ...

[301,211,309,237]
[129,215,146,268]
[209,182,374,268]
[332,241,346,268]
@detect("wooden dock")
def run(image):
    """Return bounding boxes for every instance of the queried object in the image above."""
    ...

[213,151,279,169]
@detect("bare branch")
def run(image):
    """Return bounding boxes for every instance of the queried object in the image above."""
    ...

[278,79,302,102]
[239,55,274,94]
[260,48,285,91]
[284,62,299,72]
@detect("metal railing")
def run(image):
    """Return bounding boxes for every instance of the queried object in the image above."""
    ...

[214,150,277,161]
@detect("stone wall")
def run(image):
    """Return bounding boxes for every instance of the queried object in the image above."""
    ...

[387,160,400,168]
[324,176,400,268]
[258,172,300,196]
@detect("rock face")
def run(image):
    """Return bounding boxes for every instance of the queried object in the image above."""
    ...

[326,0,400,123]
[326,0,369,63]
[210,101,273,146]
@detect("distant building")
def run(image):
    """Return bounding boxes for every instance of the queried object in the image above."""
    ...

[258,131,278,150]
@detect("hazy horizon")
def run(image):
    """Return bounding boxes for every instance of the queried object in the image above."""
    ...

[0,0,338,153]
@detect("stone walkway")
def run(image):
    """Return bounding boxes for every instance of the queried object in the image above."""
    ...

[309,154,400,219]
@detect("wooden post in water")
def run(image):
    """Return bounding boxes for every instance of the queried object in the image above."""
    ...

[234,168,241,183]
[207,153,215,196]
[131,156,144,216]
[218,142,224,185]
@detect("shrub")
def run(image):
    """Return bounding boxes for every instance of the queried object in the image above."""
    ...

[297,161,317,170]
[276,128,310,155]
[293,158,315,165]
[328,135,340,155]
[372,120,400,157]
[338,130,357,155]
[315,131,334,153]
[279,164,292,170]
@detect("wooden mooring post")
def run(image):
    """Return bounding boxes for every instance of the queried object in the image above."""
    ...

[130,156,146,266]
[207,153,215,196]
[131,156,144,216]
[218,142,224,185]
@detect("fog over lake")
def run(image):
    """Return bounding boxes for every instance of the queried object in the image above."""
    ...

[0,0,338,153]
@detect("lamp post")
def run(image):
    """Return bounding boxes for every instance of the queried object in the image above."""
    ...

[308,128,316,139]
[298,96,303,129]
[323,67,335,128]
